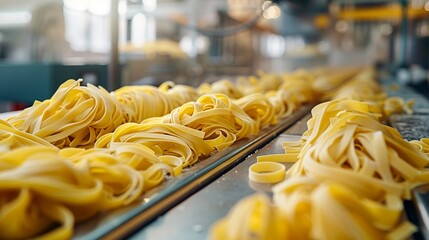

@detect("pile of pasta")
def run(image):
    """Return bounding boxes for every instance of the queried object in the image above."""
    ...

[7,80,198,148]
[0,66,361,239]
[210,100,428,238]
[329,68,414,118]
[0,79,298,239]
[7,80,124,148]
[198,67,358,119]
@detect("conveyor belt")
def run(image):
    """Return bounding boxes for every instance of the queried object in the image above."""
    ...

[127,83,429,240]
[130,134,302,240]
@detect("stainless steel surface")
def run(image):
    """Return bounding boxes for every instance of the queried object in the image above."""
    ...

[413,185,429,240]
[390,115,429,141]
[283,113,311,135]
[129,82,429,240]
[130,134,301,240]
[383,80,429,140]
[73,105,313,240]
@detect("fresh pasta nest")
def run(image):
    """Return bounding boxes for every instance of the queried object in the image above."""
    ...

[8,80,124,148]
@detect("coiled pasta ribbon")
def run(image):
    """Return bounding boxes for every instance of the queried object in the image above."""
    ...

[236,76,266,95]
[329,69,414,118]
[0,119,55,151]
[256,70,283,92]
[0,147,102,239]
[248,162,285,183]
[410,138,429,157]
[0,146,145,239]
[211,99,428,240]
[273,177,416,240]
[233,93,277,129]
[115,85,171,123]
[157,94,259,151]
[7,80,124,148]
[290,112,429,196]
[210,177,416,240]
[210,194,287,240]
[312,67,360,94]
[198,80,243,99]
[58,148,145,208]
[329,75,386,102]
[265,74,317,118]
[115,82,198,124]
[95,122,212,168]
[236,70,283,96]
[159,82,199,108]
[382,97,414,117]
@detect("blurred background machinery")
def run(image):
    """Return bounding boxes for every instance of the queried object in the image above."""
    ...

[0,0,428,111]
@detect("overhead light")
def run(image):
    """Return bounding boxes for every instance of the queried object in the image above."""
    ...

[131,13,146,47]
[119,0,127,15]
[63,0,87,11]
[0,11,31,27]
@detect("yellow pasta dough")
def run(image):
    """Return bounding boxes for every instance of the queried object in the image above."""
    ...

[0,119,55,151]
[198,80,243,99]
[248,162,285,184]
[265,74,316,118]
[210,97,428,240]
[95,122,212,168]
[1,67,369,239]
[210,177,416,240]
[158,94,259,151]
[0,145,147,239]
[7,80,124,148]
[410,138,429,157]
[233,93,278,129]
[210,194,287,240]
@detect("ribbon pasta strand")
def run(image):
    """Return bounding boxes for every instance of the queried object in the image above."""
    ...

[210,96,427,240]
[7,80,124,148]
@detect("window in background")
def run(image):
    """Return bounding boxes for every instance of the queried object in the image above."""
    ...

[63,0,110,53]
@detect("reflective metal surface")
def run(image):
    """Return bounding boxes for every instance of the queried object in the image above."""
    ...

[73,105,313,240]
[130,134,301,240]
[412,185,429,240]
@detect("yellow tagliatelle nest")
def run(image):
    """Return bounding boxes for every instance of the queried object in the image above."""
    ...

[7,80,124,148]
[382,96,414,117]
[159,82,199,108]
[210,194,288,240]
[265,73,317,118]
[96,122,212,168]
[198,80,243,99]
[210,99,428,240]
[210,178,416,240]
[115,82,199,124]
[4,66,419,240]
[157,94,259,151]
[329,69,414,118]
[0,146,144,239]
[329,74,386,102]
[0,119,55,151]
[233,93,277,129]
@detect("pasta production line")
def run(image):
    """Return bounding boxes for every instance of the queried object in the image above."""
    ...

[1,68,429,239]
[2,0,429,239]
